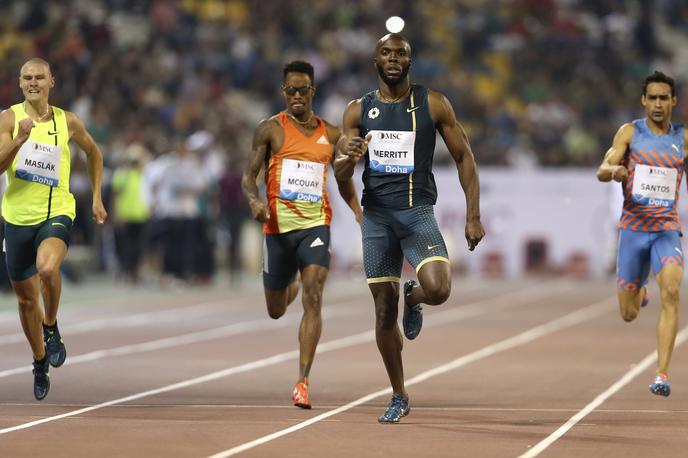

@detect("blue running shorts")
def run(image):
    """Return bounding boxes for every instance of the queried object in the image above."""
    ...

[616,229,683,291]
[362,205,449,284]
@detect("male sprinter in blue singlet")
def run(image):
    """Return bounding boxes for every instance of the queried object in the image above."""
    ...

[0,58,107,400]
[597,71,688,397]
[335,34,484,423]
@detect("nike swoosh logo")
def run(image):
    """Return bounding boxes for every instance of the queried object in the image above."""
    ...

[48,131,59,135]
[406,106,421,113]
[427,244,441,250]
[675,247,683,255]
[51,222,66,228]
[672,144,680,152]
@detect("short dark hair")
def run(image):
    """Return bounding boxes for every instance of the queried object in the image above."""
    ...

[643,71,675,96]
[283,61,314,85]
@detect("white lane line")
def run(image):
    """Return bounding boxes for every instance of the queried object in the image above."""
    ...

[0,280,564,379]
[205,297,616,458]
[0,307,358,379]
[0,303,218,345]
[0,282,565,434]
[517,324,688,458]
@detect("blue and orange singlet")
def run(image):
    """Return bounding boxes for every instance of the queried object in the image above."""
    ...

[620,119,685,232]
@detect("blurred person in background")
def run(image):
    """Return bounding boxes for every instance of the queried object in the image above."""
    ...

[242,60,362,409]
[111,143,150,284]
[596,70,688,398]
[219,153,249,284]
[0,58,107,400]
[335,34,484,423]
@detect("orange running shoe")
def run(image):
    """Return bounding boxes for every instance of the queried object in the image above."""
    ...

[292,378,311,409]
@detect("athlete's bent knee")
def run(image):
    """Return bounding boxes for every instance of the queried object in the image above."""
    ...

[37,263,59,281]
[424,283,451,305]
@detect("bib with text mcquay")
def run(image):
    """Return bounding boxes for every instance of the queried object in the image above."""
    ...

[15,140,61,187]
[279,159,325,202]
[367,130,415,174]
[631,164,677,207]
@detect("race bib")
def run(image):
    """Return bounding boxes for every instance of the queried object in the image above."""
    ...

[631,164,677,207]
[15,140,61,187]
[279,159,325,202]
[367,130,415,174]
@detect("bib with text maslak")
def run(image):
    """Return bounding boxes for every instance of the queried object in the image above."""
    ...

[279,159,325,202]
[631,164,677,207]
[367,130,415,174]
[15,140,61,186]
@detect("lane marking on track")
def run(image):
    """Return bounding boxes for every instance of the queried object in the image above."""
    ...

[517,324,688,458]
[204,297,616,458]
[0,280,566,379]
[0,281,568,434]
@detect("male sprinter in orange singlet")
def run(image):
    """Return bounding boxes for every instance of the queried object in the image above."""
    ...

[597,71,688,397]
[242,61,362,408]
[0,58,107,400]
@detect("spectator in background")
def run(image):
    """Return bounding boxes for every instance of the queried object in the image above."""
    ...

[111,143,150,284]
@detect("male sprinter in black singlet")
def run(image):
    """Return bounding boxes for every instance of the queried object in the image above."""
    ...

[334,33,484,423]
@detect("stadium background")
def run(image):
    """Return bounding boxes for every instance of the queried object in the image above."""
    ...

[1,0,688,286]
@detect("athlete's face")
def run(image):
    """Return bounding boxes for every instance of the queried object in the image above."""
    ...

[282,72,314,117]
[19,62,54,103]
[374,38,411,86]
[642,82,676,124]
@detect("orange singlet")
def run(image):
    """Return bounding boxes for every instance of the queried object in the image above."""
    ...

[264,112,333,234]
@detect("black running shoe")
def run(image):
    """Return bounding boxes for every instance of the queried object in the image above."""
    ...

[33,356,50,401]
[44,323,67,368]
[402,280,423,340]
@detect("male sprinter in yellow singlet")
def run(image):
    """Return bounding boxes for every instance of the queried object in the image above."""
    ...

[0,58,107,400]
[242,61,362,409]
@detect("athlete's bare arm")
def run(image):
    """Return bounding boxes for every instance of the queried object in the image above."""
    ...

[334,99,369,181]
[242,118,275,223]
[66,111,107,224]
[326,122,362,223]
[0,110,34,174]
[429,90,484,251]
[597,123,634,182]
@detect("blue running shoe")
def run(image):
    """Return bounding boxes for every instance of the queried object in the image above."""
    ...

[649,374,670,397]
[32,356,50,401]
[44,323,66,368]
[378,393,410,424]
[402,280,423,340]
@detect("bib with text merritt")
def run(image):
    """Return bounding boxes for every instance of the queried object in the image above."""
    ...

[631,164,677,207]
[279,159,325,202]
[15,140,61,187]
[367,130,415,174]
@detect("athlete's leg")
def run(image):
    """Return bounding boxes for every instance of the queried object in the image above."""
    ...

[655,264,681,374]
[650,231,684,376]
[36,238,68,326]
[297,264,328,382]
[264,275,300,319]
[11,275,44,359]
[370,281,407,398]
[409,260,451,306]
[263,232,300,319]
[616,229,651,322]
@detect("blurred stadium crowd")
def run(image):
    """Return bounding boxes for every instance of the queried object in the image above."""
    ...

[1,0,687,285]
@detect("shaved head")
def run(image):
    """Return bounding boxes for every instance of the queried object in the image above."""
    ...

[20,58,52,76]
[375,33,411,55]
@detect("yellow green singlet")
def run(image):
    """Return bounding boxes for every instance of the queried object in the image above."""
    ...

[1,103,75,225]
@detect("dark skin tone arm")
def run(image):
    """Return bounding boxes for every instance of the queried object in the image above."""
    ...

[428,90,484,250]
[243,117,362,224]
[242,117,276,223]
[324,122,362,223]
[334,99,369,181]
